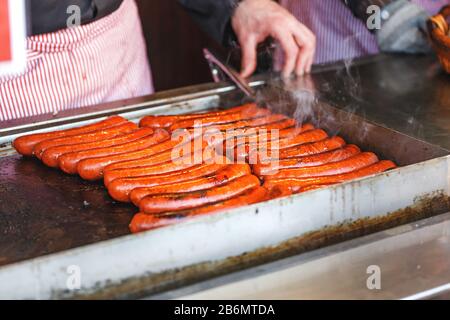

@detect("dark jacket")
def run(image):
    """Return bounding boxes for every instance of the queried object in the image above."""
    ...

[177,0,395,45]
[29,0,123,35]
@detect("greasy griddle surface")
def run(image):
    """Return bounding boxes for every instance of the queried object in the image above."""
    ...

[0,155,134,267]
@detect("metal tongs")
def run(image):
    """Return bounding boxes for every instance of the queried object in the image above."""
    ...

[203,48,256,99]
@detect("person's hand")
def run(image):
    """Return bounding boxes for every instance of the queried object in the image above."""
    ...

[231,0,316,78]
[376,0,431,54]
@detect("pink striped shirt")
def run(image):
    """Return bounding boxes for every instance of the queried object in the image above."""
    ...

[0,0,153,122]
[278,0,449,64]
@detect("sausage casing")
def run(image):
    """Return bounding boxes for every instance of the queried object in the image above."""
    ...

[40,122,139,167]
[169,106,270,131]
[139,103,257,128]
[237,129,329,161]
[253,145,361,176]
[58,128,155,174]
[251,136,346,163]
[33,122,138,160]
[123,164,251,204]
[263,160,397,192]
[264,152,379,180]
[108,163,229,204]
[76,129,170,180]
[129,186,267,233]
[139,174,261,214]
[13,116,127,156]
[103,138,210,174]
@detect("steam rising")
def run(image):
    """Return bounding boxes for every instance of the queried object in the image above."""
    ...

[251,55,376,145]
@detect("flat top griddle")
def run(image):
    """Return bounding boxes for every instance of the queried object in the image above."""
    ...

[0,155,134,266]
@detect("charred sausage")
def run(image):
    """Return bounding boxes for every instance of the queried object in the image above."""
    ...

[264,152,379,180]
[139,175,261,214]
[253,145,361,176]
[169,107,271,131]
[263,160,397,192]
[109,163,229,204]
[58,128,158,174]
[40,123,139,167]
[187,114,294,133]
[238,129,329,161]
[129,186,267,233]
[76,129,170,180]
[139,103,258,128]
[251,136,346,163]
[34,122,138,160]
[13,116,127,156]
[102,138,210,174]
[121,164,251,204]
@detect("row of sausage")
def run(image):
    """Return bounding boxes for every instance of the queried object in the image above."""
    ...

[13,104,396,232]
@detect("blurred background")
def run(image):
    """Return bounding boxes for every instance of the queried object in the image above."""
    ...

[136,1,226,91]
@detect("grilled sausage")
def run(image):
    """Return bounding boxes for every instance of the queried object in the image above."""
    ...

[40,123,139,167]
[253,128,328,150]
[278,123,315,137]
[76,129,170,180]
[225,123,315,149]
[169,107,271,131]
[264,185,293,200]
[187,114,293,134]
[300,185,332,192]
[103,149,219,188]
[112,164,229,204]
[139,103,258,128]
[237,129,329,161]
[129,186,268,233]
[251,136,346,163]
[222,123,314,161]
[102,138,211,173]
[58,128,157,174]
[33,122,138,160]
[261,119,297,131]
[122,164,252,204]
[13,116,127,156]
[45,127,152,170]
[278,137,346,159]
[139,174,261,214]
[253,145,361,176]
[264,152,379,180]
[106,161,197,189]
[105,158,227,186]
[263,160,397,192]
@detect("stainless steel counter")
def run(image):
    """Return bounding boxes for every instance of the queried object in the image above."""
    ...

[161,212,450,300]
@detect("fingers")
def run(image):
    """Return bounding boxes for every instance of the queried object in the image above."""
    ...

[305,52,315,73]
[292,23,316,76]
[274,29,299,78]
[231,0,316,79]
[295,47,308,76]
[273,21,316,78]
[240,36,258,78]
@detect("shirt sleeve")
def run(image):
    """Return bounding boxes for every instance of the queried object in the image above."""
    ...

[177,0,239,45]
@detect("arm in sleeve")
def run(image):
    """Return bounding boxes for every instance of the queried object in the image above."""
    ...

[177,0,239,45]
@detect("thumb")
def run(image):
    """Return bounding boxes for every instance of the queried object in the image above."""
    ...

[240,37,258,78]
